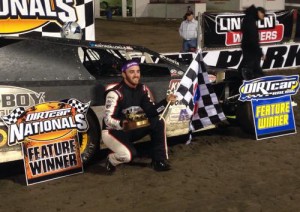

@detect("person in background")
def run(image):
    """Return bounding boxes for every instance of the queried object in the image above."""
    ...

[102,60,177,173]
[179,11,198,52]
[239,5,266,80]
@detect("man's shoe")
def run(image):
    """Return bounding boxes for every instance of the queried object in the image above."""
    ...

[106,158,116,173]
[151,160,171,172]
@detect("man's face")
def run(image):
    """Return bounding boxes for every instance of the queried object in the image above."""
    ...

[122,65,141,87]
[187,14,193,21]
[257,11,265,21]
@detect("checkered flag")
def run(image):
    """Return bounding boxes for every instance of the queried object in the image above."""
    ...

[1,107,26,125]
[176,50,226,130]
[68,99,90,114]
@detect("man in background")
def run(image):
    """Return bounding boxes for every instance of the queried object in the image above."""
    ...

[179,11,198,52]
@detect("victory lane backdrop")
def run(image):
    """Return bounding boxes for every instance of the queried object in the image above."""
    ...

[1,100,90,185]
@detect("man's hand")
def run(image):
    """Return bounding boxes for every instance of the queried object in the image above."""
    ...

[166,93,177,105]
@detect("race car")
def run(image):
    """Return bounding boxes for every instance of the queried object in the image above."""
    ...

[0,36,192,164]
[0,36,250,165]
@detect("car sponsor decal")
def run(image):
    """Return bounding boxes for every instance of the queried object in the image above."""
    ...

[0,86,45,119]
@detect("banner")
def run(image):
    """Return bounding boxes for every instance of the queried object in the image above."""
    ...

[239,75,299,140]
[202,42,300,70]
[1,99,90,185]
[0,0,95,40]
[203,10,294,47]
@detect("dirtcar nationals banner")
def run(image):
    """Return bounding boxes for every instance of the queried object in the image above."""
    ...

[1,99,90,185]
[239,75,299,140]
[0,0,95,40]
[203,10,294,47]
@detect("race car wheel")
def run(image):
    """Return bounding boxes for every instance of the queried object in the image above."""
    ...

[78,109,100,165]
[236,101,255,135]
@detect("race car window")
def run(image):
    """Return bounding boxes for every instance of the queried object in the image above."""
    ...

[82,47,172,78]
[82,48,123,78]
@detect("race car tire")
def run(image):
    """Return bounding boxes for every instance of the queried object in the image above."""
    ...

[78,109,101,165]
[236,101,255,135]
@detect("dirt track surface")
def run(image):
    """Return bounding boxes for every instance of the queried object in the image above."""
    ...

[1,19,300,212]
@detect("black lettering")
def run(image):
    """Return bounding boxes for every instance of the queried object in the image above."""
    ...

[28,147,35,161]
[47,143,54,156]
[30,93,44,104]
[41,145,49,158]
[54,142,62,156]
[16,94,29,106]
[63,155,69,168]
[69,139,76,153]
[284,45,300,67]
[45,158,55,171]
[263,46,287,69]
[29,161,42,175]
[216,51,242,68]
[61,141,70,154]
[54,156,64,169]
[69,153,77,166]
[1,94,15,107]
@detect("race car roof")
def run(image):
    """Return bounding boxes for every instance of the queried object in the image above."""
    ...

[0,37,94,82]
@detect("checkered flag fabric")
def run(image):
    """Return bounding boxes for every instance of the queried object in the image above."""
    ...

[68,99,90,113]
[1,107,26,125]
[176,50,226,130]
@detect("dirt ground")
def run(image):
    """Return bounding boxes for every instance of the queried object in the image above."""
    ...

[1,18,300,212]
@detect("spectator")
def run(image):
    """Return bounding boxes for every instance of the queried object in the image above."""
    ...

[179,11,198,52]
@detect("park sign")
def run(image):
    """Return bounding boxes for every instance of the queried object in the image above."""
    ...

[239,75,299,140]
[0,99,90,185]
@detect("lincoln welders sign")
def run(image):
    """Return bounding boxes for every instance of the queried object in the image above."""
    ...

[203,10,293,47]
[0,0,95,40]
[1,99,90,185]
[239,75,299,140]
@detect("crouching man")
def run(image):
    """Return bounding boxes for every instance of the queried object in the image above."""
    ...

[102,60,176,173]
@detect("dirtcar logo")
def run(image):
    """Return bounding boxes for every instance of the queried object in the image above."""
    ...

[239,75,299,101]
[1,99,89,146]
[215,13,284,46]
[0,0,77,34]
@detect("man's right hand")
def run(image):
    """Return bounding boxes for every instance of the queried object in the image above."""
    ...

[166,94,177,105]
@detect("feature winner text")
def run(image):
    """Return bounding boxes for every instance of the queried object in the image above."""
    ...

[256,101,290,129]
[27,139,78,175]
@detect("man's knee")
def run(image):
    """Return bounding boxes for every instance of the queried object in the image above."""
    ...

[115,147,137,163]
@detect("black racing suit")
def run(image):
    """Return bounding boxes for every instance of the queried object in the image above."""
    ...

[239,5,264,80]
[102,80,168,166]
